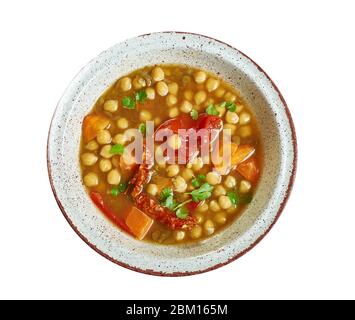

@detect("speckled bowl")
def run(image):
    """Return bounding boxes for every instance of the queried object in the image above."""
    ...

[47,32,297,276]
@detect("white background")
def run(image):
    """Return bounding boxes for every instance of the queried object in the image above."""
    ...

[0,0,354,300]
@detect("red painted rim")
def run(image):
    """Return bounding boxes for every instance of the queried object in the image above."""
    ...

[47,31,297,277]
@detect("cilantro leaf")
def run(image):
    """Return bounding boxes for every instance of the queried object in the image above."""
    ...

[191,174,206,188]
[226,191,239,207]
[206,104,219,116]
[220,101,236,112]
[111,182,128,196]
[188,183,214,202]
[176,207,189,219]
[135,90,147,103]
[190,109,199,120]
[160,187,173,202]
[110,144,125,155]
[164,195,177,210]
[138,123,146,134]
[122,96,135,109]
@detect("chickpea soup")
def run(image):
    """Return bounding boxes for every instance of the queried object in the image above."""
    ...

[80,64,262,245]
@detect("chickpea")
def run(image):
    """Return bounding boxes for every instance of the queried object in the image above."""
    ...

[145,87,155,100]
[226,207,238,214]
[187,182,195,191]
[196,202,208,212]
[117,118,129,129]
[103,100,118,113]
[83,172,99,187]
[107,169,121,185]
[206,171,221,185]
[172,175,187,193]
[192,157,203,171]
[194,71,207,84]
[215,88,226,98]
[194,213,205,224]
[119,77,132,91]
[204,219,215,236]
[213,185,226,197]
[232,135,241,145]
[113,133,127,145]
[168,107,179,118]
[209,200,221,212]
[218,195,232,210]
[224,176,236,189]
[168,82,179,95]
[85,140,98,151]
[180,100,193,113]
[214,212,227,225]
[224,92,237,102]
[235,103,244,113]
[181,168,194,181]
[139,110,152,121]
[167,134,182,150]
[99,159,112,173]
[96,130,112,145]
[238,125,252,138]
[151,230,161,242]
[239,112,251,125]
[147,183,158,196]
[132,76,146,89]
[154,117,162,125]
[190,225,202,239]
[166,164,179,177]
[224,123,237,135]
[239,180,252,193]
[206,78,220,92]
[166,94,177,107]
[215,105,226,117]
[174,230,186,242]
[184,90,193,101]
[182,75,192,86]
[81,153,98,166]
[194,90,207,105]
[225,111,239,124]
[156,81,169,96]
[100,145,114,159]
[151,66,164,81]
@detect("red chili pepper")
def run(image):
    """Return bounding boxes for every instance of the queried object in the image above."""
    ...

[90,192,133,235]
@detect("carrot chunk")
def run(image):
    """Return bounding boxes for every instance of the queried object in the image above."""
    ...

[237,157,260,183]
[83,115,110,143]
[125,206,154,240]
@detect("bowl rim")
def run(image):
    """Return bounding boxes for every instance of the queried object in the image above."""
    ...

[47,31,297,277]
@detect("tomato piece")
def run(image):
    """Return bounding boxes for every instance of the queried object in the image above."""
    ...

[237,157,260,183]
[90,192,133,235]
[197,113,223,131]
[82,115,110,143]
[186,201,201,213]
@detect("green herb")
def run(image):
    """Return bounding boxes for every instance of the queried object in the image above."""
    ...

[226,191,239,207]
[191,174,206,188]
[187,183,214,202]
[138,123,146,134]
[135,90,147,103]
[190,109,199,120]
[240,194,253,204]
[110,182,128,196]
[226,191,253,207]
[164,195,177,210]
[160,187,173,202]
[220,101,236,112]
[110,144,125,155]
[176,206,189,219]
[122,96,135,109]
[206,104,219,116]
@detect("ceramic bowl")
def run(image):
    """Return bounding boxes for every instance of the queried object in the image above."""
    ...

[47,32,297,276]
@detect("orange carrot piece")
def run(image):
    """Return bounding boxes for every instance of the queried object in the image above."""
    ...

[82,115,110,143]
[237,157,260,183]
[125,206,154,240]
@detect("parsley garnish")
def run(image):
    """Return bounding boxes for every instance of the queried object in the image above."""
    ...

[190,109,199,120]
[121,96,135,109]
[110,144,125,155]
[206,104,219,116]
